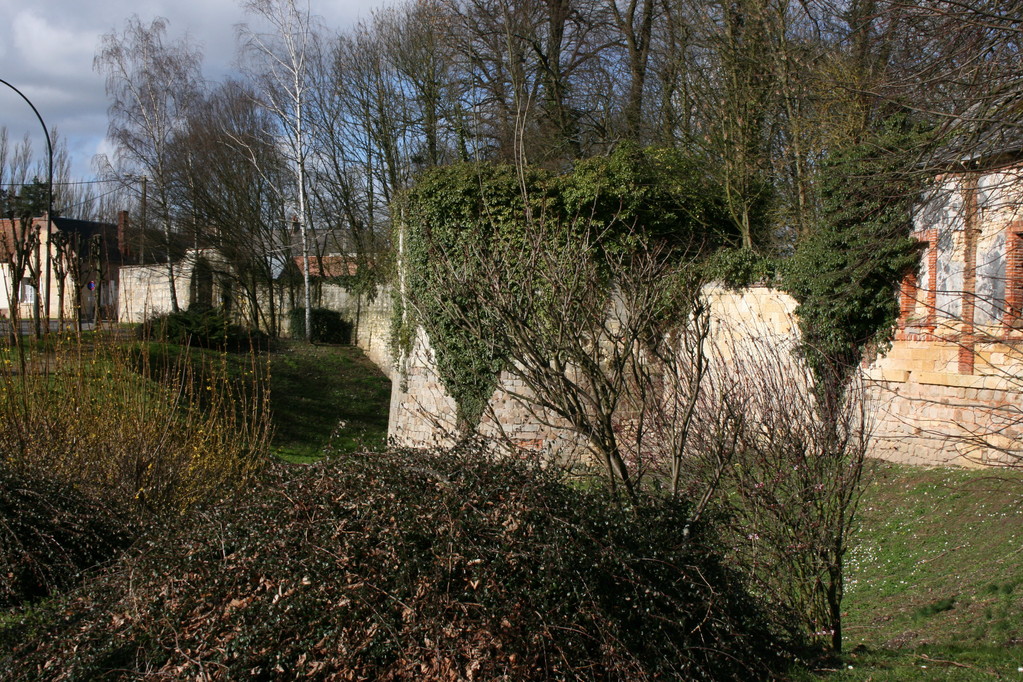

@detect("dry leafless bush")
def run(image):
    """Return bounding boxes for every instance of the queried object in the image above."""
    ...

[704,330,870,653]
[0,335,271,518]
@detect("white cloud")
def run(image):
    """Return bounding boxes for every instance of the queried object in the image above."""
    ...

[12,11,96,78]
[0,0,391,180]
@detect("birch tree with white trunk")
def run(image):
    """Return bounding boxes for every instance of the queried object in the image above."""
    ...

[238,0,320,342]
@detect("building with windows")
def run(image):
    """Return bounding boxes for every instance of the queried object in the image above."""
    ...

[0,212,127,325]
[867,159,1023,465]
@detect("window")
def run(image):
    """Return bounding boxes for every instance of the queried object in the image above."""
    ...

[18,282,36,305]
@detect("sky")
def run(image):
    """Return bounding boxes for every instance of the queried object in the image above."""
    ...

[0,0,388,183]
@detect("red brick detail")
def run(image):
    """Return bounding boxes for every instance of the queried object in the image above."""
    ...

[1003,225,1023,328]
[923,228,939,336]
[958,341,976,374]
[959,178,979,374]
[512,438,545,452]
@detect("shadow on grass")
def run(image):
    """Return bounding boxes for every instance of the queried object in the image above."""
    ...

[269,341,391,461]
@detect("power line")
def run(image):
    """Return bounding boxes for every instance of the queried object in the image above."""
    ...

[56,185,131,213]
[3,177,128,188]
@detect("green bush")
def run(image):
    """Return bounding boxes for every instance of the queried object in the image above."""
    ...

[288,307,353,344]
[1,448,802,680]
[703,247,778,289]
[782,115,928,386]
[138,306,269,351]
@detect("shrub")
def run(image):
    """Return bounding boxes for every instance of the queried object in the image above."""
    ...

[0,448,802,680]
[782,115,927,386]
[139,306,268,351]
[0,337,271,522]
[288,307,353,344]
[0,463,130,608]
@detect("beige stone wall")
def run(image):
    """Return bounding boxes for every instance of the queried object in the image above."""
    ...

[387,280,1023,468]
[314,283,395,378]
[118,263,193,323]
[703,283,798,355]
[387,327,460,449]
[120,260,396,377]
[389,161,1023,468]
[866,339,1023,466]
[387,326,587,456]
[387,285,800,460]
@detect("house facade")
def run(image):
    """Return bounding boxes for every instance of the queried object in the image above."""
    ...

[866,160,1023,465]
[0,212,126,325]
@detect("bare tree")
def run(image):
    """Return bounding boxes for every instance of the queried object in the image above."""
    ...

[695,0,775,250]
[606,0,658,141]
[50,131,101,222]
[239,0,320,342]
[0,132,46,342]
[95,16,204,313]
[170,80,291,334]
[423,221,710,501]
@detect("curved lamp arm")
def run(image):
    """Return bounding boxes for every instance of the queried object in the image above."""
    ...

[0,77,54,329]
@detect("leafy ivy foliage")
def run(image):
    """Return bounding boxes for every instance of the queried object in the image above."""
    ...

[783,116,929,386]
[560,144,732,254]
[395,146,738,432]
[0,450,802,679]
[397,162,552,430]
[703,247,778,289]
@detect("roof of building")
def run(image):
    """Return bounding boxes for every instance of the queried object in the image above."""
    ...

[0,215,123,264]
[934,91,1023,168]
[294,255,359,278]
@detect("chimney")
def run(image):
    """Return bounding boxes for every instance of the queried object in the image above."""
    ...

[117,210,131,261]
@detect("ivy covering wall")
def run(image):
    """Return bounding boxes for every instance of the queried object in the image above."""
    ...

[393,145,736,433]
[394,127,927,431]
[782,116,928,386]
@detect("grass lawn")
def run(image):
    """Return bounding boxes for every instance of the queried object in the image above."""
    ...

[134,338,392,462]
[268,340,391,461]
[799,462,1023,680]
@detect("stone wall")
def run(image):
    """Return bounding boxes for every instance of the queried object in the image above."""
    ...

[390,159,1023,467]
[118,262,194,323]
[314,283,395,378]
[387,326,585,456]
[119,255,395,377]
[387,280,1023,468]
[866,338,1023,466]
[387,285,803,461]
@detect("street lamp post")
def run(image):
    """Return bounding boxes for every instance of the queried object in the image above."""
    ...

[0,78,54,335]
